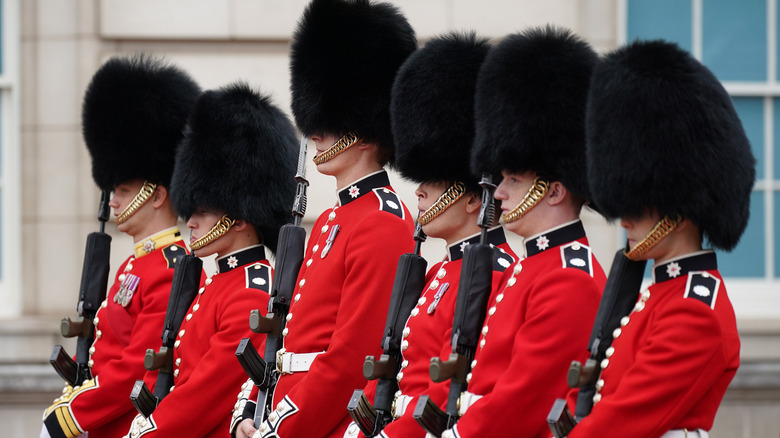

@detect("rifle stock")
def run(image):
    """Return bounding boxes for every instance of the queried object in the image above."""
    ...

[130,254,202,416]
[238,135,309,427]
[52,191,112,385]
[347,224,427,437]
[415,174,496,436]
[546,248,646,436]
[573,249,645,419]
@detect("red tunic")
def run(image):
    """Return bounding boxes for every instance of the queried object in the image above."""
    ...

[569,251,739,438]
[353,227,518,438]
[257,171,415,438]
[126,245,271,438]
[447,220,606,438]
[43,228,190,438]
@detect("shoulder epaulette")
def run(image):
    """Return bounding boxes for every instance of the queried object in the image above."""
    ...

[492,246,515,272]
[684,271,720,309]
[245,262,271,293]
[560,242,593,277]
[372,188,405,219]
[162,244,186,269]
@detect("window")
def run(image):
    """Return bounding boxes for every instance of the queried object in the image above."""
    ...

[0,0,21,317]
[621,0,780,317]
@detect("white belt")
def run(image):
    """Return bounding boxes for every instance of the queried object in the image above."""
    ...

[392,393,414,418]
[457,391,483,416]
[277,351,324,374]
[661,429,709,438]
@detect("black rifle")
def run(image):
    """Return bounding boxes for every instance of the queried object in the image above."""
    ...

[51,190,112,386]
[547,247,646,437]
[413,174,496,437]
[130,254,203,417]
[235,135,309,426]
[347,222,427,436]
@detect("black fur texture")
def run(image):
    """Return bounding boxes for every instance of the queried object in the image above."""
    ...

[170,83,298,253]
[587,40,756,250]
[471,26,598,202]
[289,0,417,159]
[392,32,490,193]
[82,54,200,191]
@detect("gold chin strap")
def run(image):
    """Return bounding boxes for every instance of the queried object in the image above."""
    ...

[501,177,549,224]
[624,215,680,261]
[115,181,157,225]
[190,214,236,251]
[312,132,360,165]
[417,182,467,226]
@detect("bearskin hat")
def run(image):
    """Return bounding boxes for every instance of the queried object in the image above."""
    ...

[290,0,417,159]
[82,54,200,192]
[471,26,598,202]
[170,83,298,253]
[587,40,756,251]
[391,32,490,193]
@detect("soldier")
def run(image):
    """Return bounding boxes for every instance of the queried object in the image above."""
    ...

[343,32,518,438]
[233,0,417,437]
[41,55,200,438]
[566,40,753,438]
[434,27,608,438]
[123,83,297,437]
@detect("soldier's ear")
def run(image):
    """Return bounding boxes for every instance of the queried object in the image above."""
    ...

[356,139,378,152]
[464,192,481,214]
[151,185,169,207]
[232,218,249,231]
[545,181,569,207]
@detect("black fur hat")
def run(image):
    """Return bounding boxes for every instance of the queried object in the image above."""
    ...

[587,40,756,251]
[82,54,200,192]
[170,83,298,253]
[471,26,598,202]
[392,32,490,193]
[290,0,417,159]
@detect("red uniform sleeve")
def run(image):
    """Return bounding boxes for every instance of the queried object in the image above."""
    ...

[140,288,268,436]
[277,212,414,436]
[569,299,736,438]
[66,262,172,431]
[453,268,602,438]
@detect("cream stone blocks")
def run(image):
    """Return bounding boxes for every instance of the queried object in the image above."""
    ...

[100,0,231,39]
[233,0,312,39]
[452,0,580,36]
[36,0,79,37]
[100,0,592,40]
[35,40,80,127]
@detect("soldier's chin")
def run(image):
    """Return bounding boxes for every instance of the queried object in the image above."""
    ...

[314,157,337,175]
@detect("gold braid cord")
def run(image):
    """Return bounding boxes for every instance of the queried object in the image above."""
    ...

[501,177,549,224]
[624,215,680,261]
[115,181,157,225]
[312,132,360,165]
[418,181,467,226]
[190,214,236,251]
